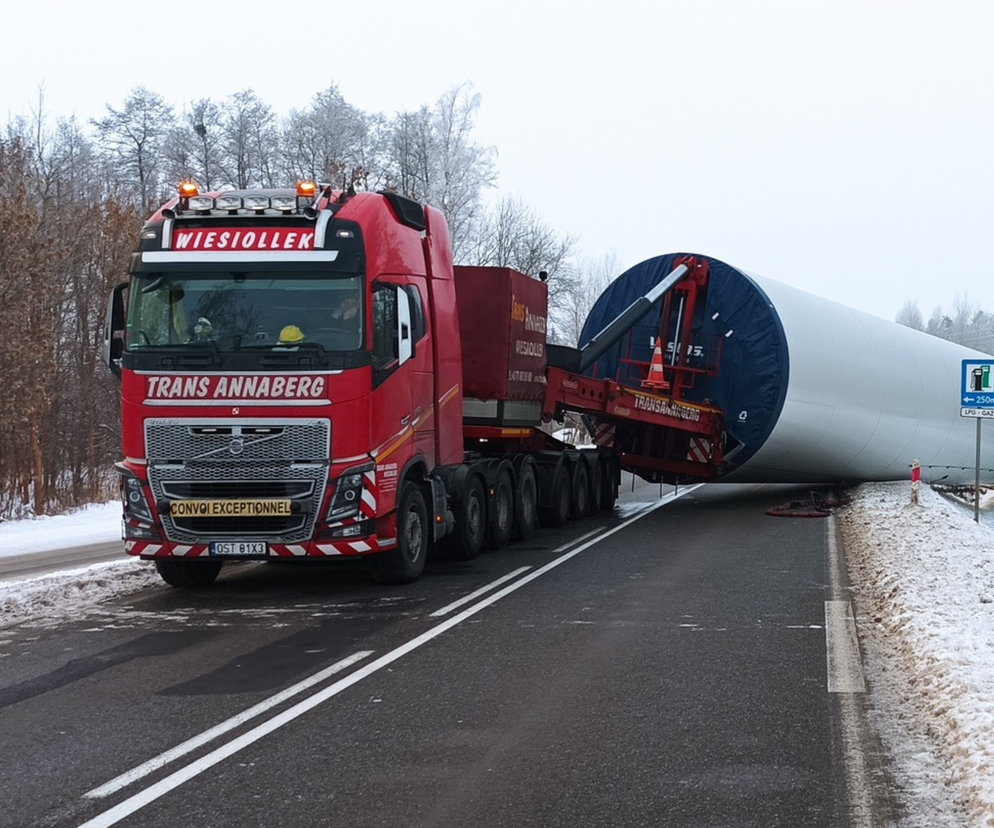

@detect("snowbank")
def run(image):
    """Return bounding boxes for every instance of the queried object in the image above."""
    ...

[841,481,994,826]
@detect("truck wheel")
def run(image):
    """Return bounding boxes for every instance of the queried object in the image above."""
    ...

[487,466,515,550]
[570,459,590,520]
[369,482,427,584]
[445,474,486,560]
[514,459,538,540]
[540,462,571,527]
[154,558,223,587]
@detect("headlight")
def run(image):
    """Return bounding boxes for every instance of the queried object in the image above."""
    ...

[122,475,155,523]
[327,464,373,522]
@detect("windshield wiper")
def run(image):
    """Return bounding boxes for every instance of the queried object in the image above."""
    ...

[132,342,223,369]
[258,342,330,368]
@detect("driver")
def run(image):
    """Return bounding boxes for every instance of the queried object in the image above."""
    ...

[189,317,213,342]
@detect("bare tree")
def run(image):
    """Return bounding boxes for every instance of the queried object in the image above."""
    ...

[92,86,173,210]
[214,90,279,189]
[466,194,578,341]
[283,85,368,185]
[163,98,225,190]
[895,299,924,331]
[0,137,59,514]
[387,84,496,256]
[559,251,620,347]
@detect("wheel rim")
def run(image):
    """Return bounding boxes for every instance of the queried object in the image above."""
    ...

[558,471,570,515]
[496,483,510,529]
[468,490,483,540]
[523,479,536,526]
[404,507,424,564]
[576,470,588,513]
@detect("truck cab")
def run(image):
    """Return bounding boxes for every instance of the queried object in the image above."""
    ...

[106,182,463,586]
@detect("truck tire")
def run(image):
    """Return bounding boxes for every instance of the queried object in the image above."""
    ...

[446,474,487,560]
[514,458,538,540]
[487,464,515,550]
[600,454,619,511]
[588,455,605,514]
[570,458,590,520]
[540,461,571,528]
[369,482,427,584]
[154,558,223,587]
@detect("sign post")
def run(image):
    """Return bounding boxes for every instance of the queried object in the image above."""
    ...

[960,359,994,522]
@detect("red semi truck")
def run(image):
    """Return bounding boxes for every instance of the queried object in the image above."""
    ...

[103,182,726,587]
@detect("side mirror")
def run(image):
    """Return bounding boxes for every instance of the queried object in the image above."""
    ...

[103,282,128,378]
[397,285,412,366]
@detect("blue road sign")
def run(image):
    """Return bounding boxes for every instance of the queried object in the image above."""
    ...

[961,359,994,417]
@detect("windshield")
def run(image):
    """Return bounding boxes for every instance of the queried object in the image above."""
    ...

[126,271,363,353]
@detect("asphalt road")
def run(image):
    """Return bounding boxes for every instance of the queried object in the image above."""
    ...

[0,482,894,827]
[0,542,123,582]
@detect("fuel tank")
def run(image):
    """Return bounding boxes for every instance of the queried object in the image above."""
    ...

[580,253,994,484]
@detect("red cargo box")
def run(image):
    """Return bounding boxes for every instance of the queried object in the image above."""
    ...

[453,266,548,402]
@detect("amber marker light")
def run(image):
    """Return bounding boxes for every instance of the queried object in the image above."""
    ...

[297,180,317,198]
[179,181,199,198]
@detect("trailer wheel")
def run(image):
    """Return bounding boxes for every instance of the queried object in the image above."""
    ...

[154,558,223,588]
[514,459,539,540]
[487,465,515,550]
[570,459,590,520]
[589,455,605,515]
[600,454,619,511]
[540,462,571,527]
[369,482,427,584]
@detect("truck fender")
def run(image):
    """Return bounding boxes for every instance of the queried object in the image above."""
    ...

[395,455,432,520]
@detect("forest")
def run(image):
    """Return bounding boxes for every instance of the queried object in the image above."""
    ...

[0,82,986,519]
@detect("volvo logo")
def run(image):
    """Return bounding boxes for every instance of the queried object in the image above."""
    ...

[229,437,245,456]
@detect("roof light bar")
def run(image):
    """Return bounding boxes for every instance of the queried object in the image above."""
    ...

[271,196,296,212]
[214,195,242,211]
[188,196,214,212]
[243,195,270,211]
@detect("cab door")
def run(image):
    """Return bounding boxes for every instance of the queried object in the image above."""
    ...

[370,281,417,506]
[404,277,435,467]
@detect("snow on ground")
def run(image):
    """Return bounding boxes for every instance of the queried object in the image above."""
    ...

[0,559,160,632]
[0,501,160,630]
[2,485,994,824]
[0,500,122,557]
[840,482,994,827]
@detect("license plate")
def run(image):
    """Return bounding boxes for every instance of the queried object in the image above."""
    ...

[171,499,291,518]
[209,541,268,556]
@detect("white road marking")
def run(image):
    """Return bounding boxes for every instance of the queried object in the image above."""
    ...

[825,600,866,693]
[429,567,534,617]
[78,489,698,828]
[85,650,374,799]
[429,528,603,617]
[826,517,873,828]
[825,521,866,694]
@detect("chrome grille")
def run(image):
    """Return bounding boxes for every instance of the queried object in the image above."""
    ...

[145,419,329,543]
[146,419,329,462]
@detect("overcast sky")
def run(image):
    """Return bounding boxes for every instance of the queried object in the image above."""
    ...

[4,0,992,323]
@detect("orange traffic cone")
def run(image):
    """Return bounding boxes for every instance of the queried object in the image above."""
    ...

[642,340,670,391]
